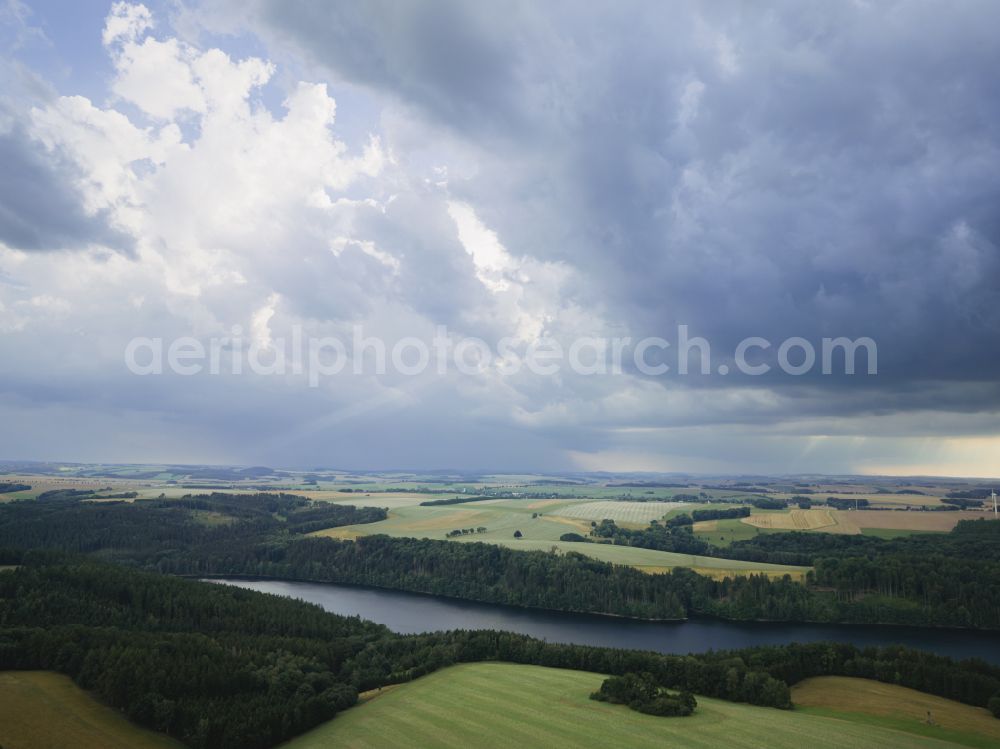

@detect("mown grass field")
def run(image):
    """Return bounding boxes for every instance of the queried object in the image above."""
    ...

[283,663,968,749]
[555,500,686,524]
[792,676,1000,749]
[0,671,183,749]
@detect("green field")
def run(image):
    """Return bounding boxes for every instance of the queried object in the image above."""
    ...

[311,502,809,579]
[313,502,589,542]
[283,663,969,749]
[0,671,183,749]
[693,516,763,546]
[555,500,687,523]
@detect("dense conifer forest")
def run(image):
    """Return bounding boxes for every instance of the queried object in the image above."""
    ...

[3,559,999,748]
[0,493,999,628]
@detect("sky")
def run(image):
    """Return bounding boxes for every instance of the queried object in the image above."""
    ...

[1,0,999,476]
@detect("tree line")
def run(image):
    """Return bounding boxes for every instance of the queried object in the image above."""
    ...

[1,493,999,628]
[4,558,998,748]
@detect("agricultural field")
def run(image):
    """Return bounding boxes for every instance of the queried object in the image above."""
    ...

[307,491,453,509]
[739,508,983,536]
[555,500,688,524]
[693,517,762,546]
[852,494,947,508]
[741,508,839,531]
[848,510,983,533]
[310,502,809,579]
[312,502,589,543]
[284,662,970,749]
[6,462,991,568]
[0,671,183,749]
[792,676,1000,748]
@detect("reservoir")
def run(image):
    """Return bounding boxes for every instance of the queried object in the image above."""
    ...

[209,578,1000,665]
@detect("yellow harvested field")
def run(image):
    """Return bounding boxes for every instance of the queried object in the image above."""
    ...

[692,519,718,532]
[792,676,1000,744]
[742,509,839,531]
[852,510,982,532]
[0,671,182,749]
[741,508,983,535]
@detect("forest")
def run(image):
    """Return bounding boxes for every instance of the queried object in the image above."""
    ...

[2,558,999,748]
[0,494,999,629]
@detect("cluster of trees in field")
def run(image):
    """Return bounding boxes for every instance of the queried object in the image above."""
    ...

[421,496,496,506]
[749,497,788,510]
[36,488,96,500]
[590,518,712,554]
[941,496,985,509]
[445,527,488,536]
[0,482,30,494]
[946,488,993,500]
[824,497,870,510]
[590,673,697,716]
[689,506,751,522]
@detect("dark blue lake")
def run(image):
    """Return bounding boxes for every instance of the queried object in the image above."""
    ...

[208,578,1000,664]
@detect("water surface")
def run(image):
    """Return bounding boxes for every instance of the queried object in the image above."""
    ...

[209,578,1000,664]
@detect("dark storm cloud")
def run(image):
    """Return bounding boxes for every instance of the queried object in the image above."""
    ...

[0,117,133,252]
[251,0,1000,418]
[255,0,526,135]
